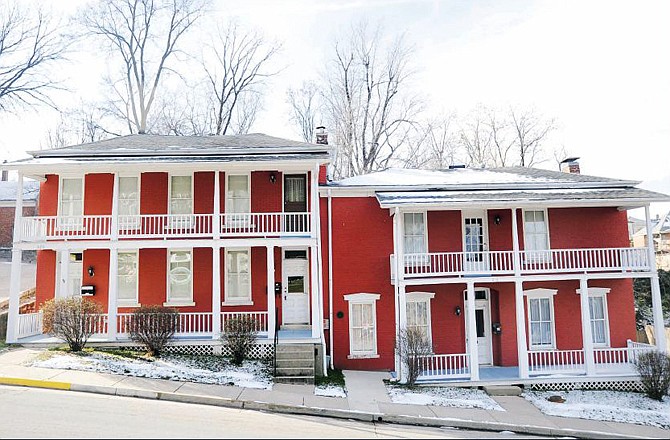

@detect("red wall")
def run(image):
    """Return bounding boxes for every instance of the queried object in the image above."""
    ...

[251,172,282,213]
[194,172,214,214]
[35,250,56,308]
[82,249,110,312]
[140,173,168,214]
[547,207,630,249]
[84,174,113,215]
[427,211,462,252]
[39,175,58,216]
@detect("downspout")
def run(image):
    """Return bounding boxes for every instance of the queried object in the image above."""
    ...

[328,189,335,370]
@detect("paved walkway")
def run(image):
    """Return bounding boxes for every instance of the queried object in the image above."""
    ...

[0,347,668,439]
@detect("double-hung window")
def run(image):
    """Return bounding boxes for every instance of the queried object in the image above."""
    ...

[167,250,193,305]
[523,210,549,261]
[226,175,250,227]
[170,175,193,228]
[118,176,139,229]
[59,177,84,229]
[406,292,434,347]
[580,288,610,346]
[525,288,557,350]
[117,251,139,305]
[345,293,380,358]
[225,249,251,304]
[403,213,427,267]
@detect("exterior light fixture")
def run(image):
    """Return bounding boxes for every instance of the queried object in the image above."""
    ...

[87,266,95,277]
[269,173,276,183]
[454,306,461,316]
[494,214,501,225]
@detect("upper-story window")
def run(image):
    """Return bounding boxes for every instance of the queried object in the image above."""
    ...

[118,176,139,217]
[226,175,250,214]
[523,209,549,252]
[59,177,84,217]
[403,213,427,254]
[170,175,193,215]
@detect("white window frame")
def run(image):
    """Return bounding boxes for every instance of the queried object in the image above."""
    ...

[282,172,308,213]
[344,293,380,359]
[117,174,141,228]
[406,291,435,348]
[225,173,251,214]
[522,208,551,252]
[57,175,85,230]
[402,212,428,267]
[223,247,253,305]
[165,248,195,307]
[576,287,611,347]
[524,288,558,350]
[117,250,140,307]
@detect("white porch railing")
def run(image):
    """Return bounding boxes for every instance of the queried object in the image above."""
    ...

[392,247,650,279]
[118,214,214,239]
[116,311,269,336]
[20,216,112,241]
[16,312,43,339]
[417,353,470,380]
[221,311,269,333]
[528,349,586,375]
[594,341,656,373]
[220,212,310,236]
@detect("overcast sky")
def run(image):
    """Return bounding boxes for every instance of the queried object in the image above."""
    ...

[1,0,668,216]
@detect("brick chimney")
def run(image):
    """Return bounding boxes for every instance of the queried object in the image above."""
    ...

[315,126,328,145]
[560,157,580,174]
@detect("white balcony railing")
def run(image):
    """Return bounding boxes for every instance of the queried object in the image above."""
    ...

[116,311,269,337]
[392,247,650,279]
[417,353,470,380]
[528,349,586,375]
[19,212,311,241]
[221,311,269,333]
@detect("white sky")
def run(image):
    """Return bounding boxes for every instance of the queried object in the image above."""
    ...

[1,0,668,217]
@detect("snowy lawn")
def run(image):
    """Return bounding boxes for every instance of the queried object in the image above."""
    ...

[387,384,504,411]
[315,384,346,398]
[523,390,670,429]
[314,368,346,398]
[31,350,272,389]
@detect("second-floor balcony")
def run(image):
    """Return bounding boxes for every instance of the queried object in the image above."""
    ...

[18,212,312,242]
[391,247,651,279]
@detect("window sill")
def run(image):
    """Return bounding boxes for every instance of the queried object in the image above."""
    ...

[528,346,556,351]
[117,302,141,308]
[163,301,195,307]
[347,354,380,360]
[222,301,254,306]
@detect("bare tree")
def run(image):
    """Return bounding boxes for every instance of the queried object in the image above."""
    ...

[509,107,554,167]
[487,110,516,167]
[81,0,206,134]
[286,80,320,142]
[402,115,458,169]
[459,108,493,168]
[202,21,280,135]
[42,102,118,149]
[322,22,421,178]
[0,3,68,112]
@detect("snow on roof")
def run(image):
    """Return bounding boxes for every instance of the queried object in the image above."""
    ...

[0,181,39,202]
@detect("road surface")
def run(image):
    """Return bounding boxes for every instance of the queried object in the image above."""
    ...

[0,385,546,438]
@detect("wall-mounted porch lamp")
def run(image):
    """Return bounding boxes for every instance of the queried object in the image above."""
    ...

[87,266,95,277]
[454,306,461,316]
[269,173,277,183]
[494,214,502,225]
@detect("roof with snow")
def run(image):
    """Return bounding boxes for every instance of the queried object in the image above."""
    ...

[0,181,39,203]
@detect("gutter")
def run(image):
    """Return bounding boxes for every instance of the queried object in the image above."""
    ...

[328,189,334,370]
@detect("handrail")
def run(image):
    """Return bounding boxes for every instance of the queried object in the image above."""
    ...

[273,306,280,377]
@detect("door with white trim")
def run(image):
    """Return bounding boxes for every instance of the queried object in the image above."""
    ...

[465,289,493,365]
[282,250,309,325]
[462,210,489,272]
[58,252,84,297]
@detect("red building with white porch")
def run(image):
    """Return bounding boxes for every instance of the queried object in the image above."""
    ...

[3,134,668,385]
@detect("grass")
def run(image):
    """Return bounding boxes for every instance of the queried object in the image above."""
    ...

[316,368,345,388]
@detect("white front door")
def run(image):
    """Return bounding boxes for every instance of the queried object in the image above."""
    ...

[462,210,489,272]
[58,252,84,297]
[282,251,310,325]
[465,289,493,365]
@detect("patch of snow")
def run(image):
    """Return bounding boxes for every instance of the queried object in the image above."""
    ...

[32,351,272,389]
[387,385,504,411]
[335,168,548,187]
[314,384,346,398]
[523,390,670,429]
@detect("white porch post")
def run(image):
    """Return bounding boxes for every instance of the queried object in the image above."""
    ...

[395,208,409,382]
[110,173,119,240]
[511,208,529,378]
[310,165,318,239]
[213,171,221,240]
[6,173,24,343]
[267,245,276,340]
[466,281,480,381]
[58,250,70,298]
[579,277,596,375]
[107,248,118,340]
[393,208,401,376]
[212,246,222,338]
[310,244,321,338]
[645,205,667,352]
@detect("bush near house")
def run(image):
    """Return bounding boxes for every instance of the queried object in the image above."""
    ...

[222,316,258,366]
[634,350,670,401]
[396,327,432,386]
[129,306,179,357]
[634,269,670,328]
[41,297,103,352]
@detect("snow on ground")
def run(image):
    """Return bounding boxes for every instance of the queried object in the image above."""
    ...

[31,351,272,389]
[314,384,346,398]
[387,385,504,411]
[523,390,670,429]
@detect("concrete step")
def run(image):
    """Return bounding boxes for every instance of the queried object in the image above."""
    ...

[275,358,315,368]
[274,375,314,385]
[276,344,314,354]
[275,351,314,361]
[275,366,315,376]
[483,385,523,396]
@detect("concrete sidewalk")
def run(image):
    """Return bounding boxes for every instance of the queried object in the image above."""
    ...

[0,348,668,439]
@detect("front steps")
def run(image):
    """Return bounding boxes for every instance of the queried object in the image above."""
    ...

[274,343,315,384]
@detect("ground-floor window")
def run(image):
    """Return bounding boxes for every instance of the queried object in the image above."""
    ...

[405,292,434,347]
[344,293,380,358]
[117,251,138,305]
[225,248,251,304]
[166,249,193,305]
[525,288,557,350]
[579,287,611,346]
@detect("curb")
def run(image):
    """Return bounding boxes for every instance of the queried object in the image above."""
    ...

[0,377,664,439]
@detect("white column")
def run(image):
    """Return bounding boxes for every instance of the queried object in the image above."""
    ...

[466,281,480,381]
[645,205,667,352]
[213,171,221,240]
[393,208,401,376]
[310,165,319,238]
[395,208,409,382]
[267,245,276,340]
[110,173,119,240]
[579,277,596,375]
[6,249,23,343]
[310,245,321,338]
[212,246,222,338]
[58,250,70,298]
[107,248,118,340]
[514,280,529,378]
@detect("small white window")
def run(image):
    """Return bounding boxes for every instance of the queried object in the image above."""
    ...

[406,292,434,346]
[525,288,557,350]
[117,251,139,305]
[118,176,139,216]
[170,175,192,215]
[345,293,380,358]
[403,212,427,254]
[225,249,251,304]
[523,210,549,252]
[577,288,611,347]
[60,177,84,217]
[226,175,250,214]
[166,250,193,305]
